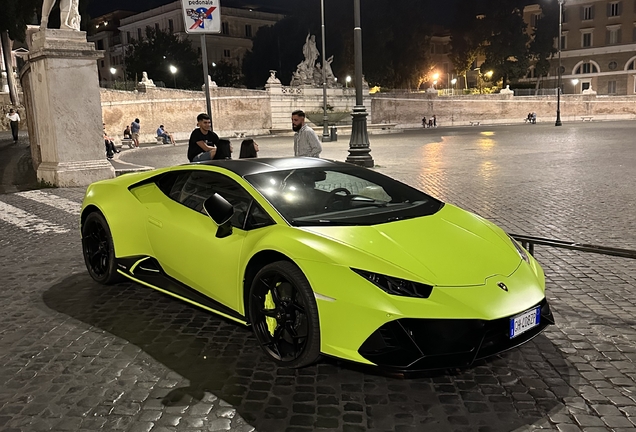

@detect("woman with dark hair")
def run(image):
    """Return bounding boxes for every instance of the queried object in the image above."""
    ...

[212,139,233,160]
[239,138,259,159]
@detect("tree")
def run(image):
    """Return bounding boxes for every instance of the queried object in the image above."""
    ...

[125,28,202,90]
[479,0,530,88]
[449,0,487,89]
[242,15,317,88]
[0,0,41,105]
[208,60,243,88]
[528,2,558,92]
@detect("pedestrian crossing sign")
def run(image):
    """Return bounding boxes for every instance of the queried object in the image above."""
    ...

[181,0,221,34]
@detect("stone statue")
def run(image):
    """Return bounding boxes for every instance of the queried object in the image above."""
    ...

[291,33,321,87]
[267,70,281,85]
[324,55,336,86]
[41,0,81,31]
[302,34,319,73]
[139,71,155,87]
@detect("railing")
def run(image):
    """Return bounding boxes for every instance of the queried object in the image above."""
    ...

[510,234,636,260]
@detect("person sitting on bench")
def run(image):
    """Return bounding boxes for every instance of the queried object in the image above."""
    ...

[156,125,175,145]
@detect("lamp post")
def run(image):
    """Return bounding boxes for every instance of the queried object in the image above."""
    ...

[555,0,564,126]
[571,78,579,93]
[169,64,177,88]
[346,0,374,167]
[320,0,330,142]
[451,78,457,95]
[345,75,351,87]
[109,67,117,83]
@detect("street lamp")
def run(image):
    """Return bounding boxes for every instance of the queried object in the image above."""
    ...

[345,75,351,87]
[555,0,564,126]
[571,78,579,93]
[109,67,116,83]
[169,64,177,88]
[451,78,457,94]
[320,0,329,142]
[345,0,374,167]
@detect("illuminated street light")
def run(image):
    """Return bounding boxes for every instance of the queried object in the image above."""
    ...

[345,75,351,87]
[169,64,178,88]
[571,78,579,93]
[485,70,493,79]
[109,67,117,83]
[432,72,439,81]
[451,78,457,94]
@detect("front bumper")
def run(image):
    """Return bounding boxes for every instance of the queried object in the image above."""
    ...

[358,299,554,371]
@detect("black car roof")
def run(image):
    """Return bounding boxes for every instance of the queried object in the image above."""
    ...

[194,157,354,177]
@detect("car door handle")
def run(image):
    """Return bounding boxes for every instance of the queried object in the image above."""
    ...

[149,217,163,228]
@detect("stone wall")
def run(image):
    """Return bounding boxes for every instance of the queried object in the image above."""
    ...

[371,93,636,128]
[100,87,271,143]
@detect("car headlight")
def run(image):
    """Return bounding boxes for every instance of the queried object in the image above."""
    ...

[351,268,433,298]
[508,235,530,263]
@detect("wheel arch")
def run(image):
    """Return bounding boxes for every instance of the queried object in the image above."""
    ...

[80,204,105,230]
[243,250,295,323]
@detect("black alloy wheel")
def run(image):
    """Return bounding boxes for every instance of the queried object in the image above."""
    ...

[249,261,321,368]
[81,212,122,284]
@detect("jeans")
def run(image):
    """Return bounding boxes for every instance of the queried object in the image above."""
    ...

[10,121,18,142]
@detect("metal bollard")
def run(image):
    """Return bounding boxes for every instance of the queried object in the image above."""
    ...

[330,126,338,142]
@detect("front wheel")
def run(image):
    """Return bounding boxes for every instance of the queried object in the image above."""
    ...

[248,261,321,368]
[82,212,122,284]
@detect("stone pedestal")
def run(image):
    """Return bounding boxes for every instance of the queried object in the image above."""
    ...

[24,29,114,186]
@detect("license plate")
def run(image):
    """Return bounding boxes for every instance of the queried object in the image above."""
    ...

[509,307,541,339]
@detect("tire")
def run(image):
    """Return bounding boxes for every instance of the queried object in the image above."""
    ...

[248,261,321,368]
[81,212,123,284]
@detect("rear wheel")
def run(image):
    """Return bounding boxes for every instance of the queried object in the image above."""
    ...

[249,261,321,368]
[82,212,122,284]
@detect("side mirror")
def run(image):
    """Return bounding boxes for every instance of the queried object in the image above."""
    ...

[203,193,234,238]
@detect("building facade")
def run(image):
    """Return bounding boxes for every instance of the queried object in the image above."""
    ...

[117,2,283,79]
[524,0,636,95]
[87,11,135,83]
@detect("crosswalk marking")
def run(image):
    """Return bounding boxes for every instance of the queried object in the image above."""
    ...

[15,190,81,216]
[0,201,70,234]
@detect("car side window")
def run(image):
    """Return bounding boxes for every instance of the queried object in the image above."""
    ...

[157,170,272,230]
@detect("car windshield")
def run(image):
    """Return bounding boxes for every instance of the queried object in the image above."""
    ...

[245,166,443,226]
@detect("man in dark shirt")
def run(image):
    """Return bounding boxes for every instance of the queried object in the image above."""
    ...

[188,113,219,162]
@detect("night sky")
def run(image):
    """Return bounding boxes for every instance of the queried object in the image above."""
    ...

[88,0,457,26]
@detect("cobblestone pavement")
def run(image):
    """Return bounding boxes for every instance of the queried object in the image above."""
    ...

[1,122,635,431]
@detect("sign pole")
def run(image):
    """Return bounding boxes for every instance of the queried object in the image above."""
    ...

[201,34,213,130]
[181,0,221,130]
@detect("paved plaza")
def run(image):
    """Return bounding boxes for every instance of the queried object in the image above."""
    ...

[0,122,635,431]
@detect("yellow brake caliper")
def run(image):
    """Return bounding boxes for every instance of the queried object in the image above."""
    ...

[264,287,278,336]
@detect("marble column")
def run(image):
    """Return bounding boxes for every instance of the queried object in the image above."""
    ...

[24,28,115,187]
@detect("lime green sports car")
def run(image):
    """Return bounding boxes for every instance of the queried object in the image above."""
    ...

[80,157,553,371]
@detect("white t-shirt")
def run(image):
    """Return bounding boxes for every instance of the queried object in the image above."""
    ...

[6,113,20,122]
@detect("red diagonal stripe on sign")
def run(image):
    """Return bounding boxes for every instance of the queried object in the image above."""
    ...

[190,6,217,30]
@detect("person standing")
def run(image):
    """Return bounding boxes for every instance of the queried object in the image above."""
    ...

[291,110,322,158]
[6,109,20,143]
[130,118,141,148]
[187,113,219,162]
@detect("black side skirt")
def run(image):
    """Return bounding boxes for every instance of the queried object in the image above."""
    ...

[116,256,246,323]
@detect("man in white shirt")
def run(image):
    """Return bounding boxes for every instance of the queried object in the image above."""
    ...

[292,110,322,158]
[6,109,20,143]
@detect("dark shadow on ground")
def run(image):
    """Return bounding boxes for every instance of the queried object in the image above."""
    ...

[43,273,574,432]
[0,133,37,194]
